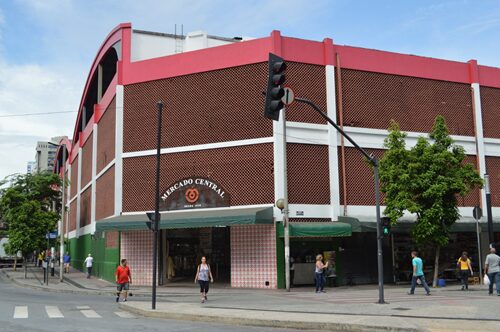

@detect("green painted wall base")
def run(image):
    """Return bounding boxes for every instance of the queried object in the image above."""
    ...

[68,232,120,283]
[276,228,285,289]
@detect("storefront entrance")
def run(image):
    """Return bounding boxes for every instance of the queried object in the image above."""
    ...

[162,227,230,283]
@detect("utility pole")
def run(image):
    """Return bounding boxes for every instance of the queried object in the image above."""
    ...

[152,101,164,310]
[60,146,66,282]
[484,175,495,249]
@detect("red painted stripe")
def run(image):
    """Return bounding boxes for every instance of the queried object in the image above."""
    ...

[478,65,500,88]
[122,37,271,84]
[80,114,95,148]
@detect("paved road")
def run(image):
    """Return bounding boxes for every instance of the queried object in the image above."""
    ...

[0,272,310,332]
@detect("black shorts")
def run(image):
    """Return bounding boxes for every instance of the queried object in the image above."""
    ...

[198,280,209,293]
[117,282,129,292]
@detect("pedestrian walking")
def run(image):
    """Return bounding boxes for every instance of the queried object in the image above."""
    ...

[63,252,71,273]
[484,247,500,296]
[194,256,213,303]
[315,254,328,293]
[408,251,431,296]
[38,252,45,267]
[115,259,132,302]
[84,253,93,278]
[457,251,473,290]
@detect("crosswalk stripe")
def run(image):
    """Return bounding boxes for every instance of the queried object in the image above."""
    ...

[76,306,90,310]
[13,306,28,319]
[80,309,101,318]
[114,311,135,318]
[45,306,64,318]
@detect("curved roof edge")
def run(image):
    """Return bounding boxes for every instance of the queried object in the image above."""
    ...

[70,23,131,145]
[53,137,73,174]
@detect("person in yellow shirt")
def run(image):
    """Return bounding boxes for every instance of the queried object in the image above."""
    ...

[457,251,473,290]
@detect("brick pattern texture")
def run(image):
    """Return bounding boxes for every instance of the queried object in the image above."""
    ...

[122,144,274,212]
[95,166,115,220]
[81,133,93,187]
[80,186,92,227]
[97,97,116,173]
[69,200,77,232]
[287,143,330,204]
[480,86,500,139]
[486,156,500,206]
[70,156,79,199]
[338,69,474,136]
[231,225,277,289]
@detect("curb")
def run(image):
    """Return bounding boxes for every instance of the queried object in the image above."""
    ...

[118,303,423,332]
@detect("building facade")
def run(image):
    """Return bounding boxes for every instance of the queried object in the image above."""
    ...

[54,23,500,288]
[36,136,67,173]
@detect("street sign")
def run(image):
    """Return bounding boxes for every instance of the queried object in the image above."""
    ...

[281,87,295,105]
[45,231,58,240]
[473,206,482,220]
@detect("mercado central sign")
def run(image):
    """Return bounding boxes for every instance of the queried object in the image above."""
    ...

[160,177,231,211]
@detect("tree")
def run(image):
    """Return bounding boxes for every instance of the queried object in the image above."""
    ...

[380,116,483,287]
[0,172,62,278]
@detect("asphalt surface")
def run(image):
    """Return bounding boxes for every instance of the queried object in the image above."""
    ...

[0,271,311,332]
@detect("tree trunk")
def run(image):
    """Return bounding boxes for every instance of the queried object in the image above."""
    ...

[432,246,440,288]
[13,256,17,272]
[24,259,27,279]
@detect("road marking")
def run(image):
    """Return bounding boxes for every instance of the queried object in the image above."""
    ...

[76,306,90,310]
[114,311,135,318]
[13,306,28,319]
[45,306,64,318]
[80,309,101,318]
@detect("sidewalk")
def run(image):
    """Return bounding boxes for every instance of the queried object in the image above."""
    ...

[3,266,500,331]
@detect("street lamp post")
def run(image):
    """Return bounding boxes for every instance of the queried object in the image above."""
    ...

[484,175,495,249]
[60,146,66,282]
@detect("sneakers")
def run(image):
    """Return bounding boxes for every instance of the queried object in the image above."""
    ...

[407,292,414,295]
[426,292,431,296]
[320,290,326,293]
[201,299,205,303]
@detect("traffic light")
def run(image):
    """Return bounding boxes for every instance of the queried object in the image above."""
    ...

[381,217,391,236]
[264,53,287,121]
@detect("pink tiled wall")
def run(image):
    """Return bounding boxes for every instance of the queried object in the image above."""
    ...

[120,231,155,285]
[231,225,277,289]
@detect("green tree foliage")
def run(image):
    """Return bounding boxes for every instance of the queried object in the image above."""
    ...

[0,172,62,277]
[380,116,483,286]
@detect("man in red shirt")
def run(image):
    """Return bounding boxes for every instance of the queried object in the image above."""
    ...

[115,259,132,302]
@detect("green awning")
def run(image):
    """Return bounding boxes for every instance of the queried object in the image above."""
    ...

[96,206,274,232]
[277,222,352,238]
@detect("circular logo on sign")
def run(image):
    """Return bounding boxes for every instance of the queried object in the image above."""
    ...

[185,188,200,203]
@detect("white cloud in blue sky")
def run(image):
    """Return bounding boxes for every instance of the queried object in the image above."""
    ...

[0,0,499,178]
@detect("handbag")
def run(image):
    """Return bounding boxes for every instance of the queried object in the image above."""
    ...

[484,274,490,286]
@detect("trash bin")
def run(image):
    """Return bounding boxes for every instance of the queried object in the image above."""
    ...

[437,278,446,287]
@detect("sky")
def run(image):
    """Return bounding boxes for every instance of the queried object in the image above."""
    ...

[0,0,499,180]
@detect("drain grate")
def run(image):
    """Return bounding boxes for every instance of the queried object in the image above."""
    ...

[392,307,411,311]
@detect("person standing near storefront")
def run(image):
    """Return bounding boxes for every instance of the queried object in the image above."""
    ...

[408,251,431,296]
[484,247,500,296]
[63,252,71,273]
[194,256,213,303]
[84,253,93,278]
[115,259,132,302]
[315,254,328,293]
[456,251,473,290]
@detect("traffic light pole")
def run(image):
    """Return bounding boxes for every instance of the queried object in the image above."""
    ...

[152,101,164,310]
[281,107,291,292]
[295,97,386,304]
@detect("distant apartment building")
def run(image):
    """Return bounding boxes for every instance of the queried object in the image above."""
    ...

[26,161,36,174]
[35,136,67,172]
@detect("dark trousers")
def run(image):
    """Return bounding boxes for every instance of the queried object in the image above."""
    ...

[315,272,325,292]
[410,275,430,294]
[459,270,470,289]
[487,271,500,294]
[87,266,92,278]
[199,280,209,294]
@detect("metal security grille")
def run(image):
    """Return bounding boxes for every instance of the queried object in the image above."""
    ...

[70,156,79,199]
[486,157,500,206]
[283,62,327,124]
[95,166,115,220]
[480,86,500,139]
[96,98,116,174]
[338,69,474,136]
[287,143,330,204]
[81,133,93,187]
[289,218,331,222]
[80,186,92,227]
[123,63,273,153]
[122,144,274,212]
[105,231,118,248]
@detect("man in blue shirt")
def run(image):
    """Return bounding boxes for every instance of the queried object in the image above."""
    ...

[408,251,431,295]
[63,252,71,273]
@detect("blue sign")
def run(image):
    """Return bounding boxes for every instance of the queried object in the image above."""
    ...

[45,231,58,240]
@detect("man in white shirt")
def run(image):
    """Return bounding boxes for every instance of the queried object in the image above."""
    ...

[485,247,500,296]
[84,254,94,279]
